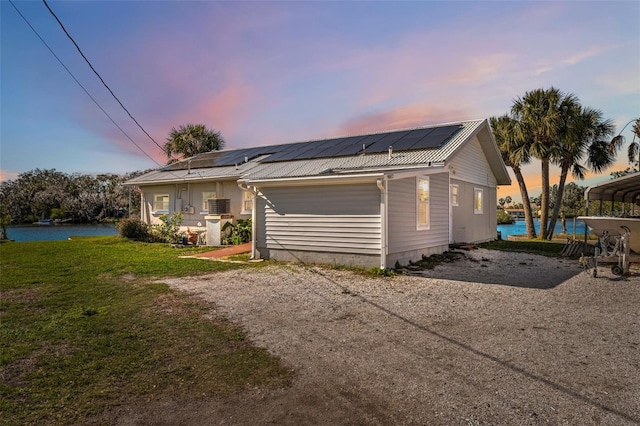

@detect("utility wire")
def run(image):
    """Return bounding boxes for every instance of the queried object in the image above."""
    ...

[42,0,173,160]
[8,0,163,167]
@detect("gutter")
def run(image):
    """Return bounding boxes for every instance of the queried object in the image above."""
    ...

[238,182,258,260]
[245,172,385,187]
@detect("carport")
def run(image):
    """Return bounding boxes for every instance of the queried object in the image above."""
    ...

[585,172,640,216]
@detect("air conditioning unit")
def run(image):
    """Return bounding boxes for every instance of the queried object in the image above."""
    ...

[208,198,230,215]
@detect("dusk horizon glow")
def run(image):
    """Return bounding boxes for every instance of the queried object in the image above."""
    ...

[1,1,638,202]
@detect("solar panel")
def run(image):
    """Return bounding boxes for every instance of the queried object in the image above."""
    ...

[386,128,435,151]
[215,149,255,166]
[207,124,464,166]
[298,138,347,159]
[410,124,461,150]
[365,130,412,153]
[318,135,381,157]
[263,141,319,162]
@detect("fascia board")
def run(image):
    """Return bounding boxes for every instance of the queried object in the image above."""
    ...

[247,172,385,187]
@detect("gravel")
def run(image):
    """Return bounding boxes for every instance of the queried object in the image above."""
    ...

[116,249,640,425]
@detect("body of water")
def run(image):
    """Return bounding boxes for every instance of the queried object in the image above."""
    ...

[6,220,585,242]
[498,218,587,238]
[6,223,119,242]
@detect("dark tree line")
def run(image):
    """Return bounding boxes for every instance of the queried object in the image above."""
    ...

[0,123,225,226]
[0,169,149,224]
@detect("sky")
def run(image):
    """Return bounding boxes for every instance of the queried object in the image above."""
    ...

[1,0,639,202]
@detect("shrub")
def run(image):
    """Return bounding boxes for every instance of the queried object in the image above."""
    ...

[497,210,515,224]
[222,218,252,245]
[150,212,185,243]
[118,218,150,241]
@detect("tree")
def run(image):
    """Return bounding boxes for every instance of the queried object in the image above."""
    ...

[547,106,616,239]
[609,118,640,171]
[611,167,637,179]
[490,115,537,238]
[511,87,579,239]
[163,124,225,164]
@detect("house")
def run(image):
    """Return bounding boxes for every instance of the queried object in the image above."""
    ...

[504,208,526,220]
[126,119,511,268]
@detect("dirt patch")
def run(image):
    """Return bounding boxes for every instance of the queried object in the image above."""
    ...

[109,250,640,425]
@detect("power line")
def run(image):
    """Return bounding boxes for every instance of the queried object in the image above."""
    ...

[41,0,173,159]
[8,0,163,167]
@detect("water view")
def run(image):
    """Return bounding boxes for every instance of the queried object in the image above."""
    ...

[6,223,119,242]
[498,218,587,238]
[5,220,585,242]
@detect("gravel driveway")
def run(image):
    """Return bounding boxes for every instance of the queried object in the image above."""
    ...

[123,249,639,425]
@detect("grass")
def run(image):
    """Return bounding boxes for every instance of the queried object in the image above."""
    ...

[478,239,567,257]
[0,236,290,425]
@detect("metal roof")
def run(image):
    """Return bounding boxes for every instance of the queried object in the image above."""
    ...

[585,172,640,204]
[126,119,511,186]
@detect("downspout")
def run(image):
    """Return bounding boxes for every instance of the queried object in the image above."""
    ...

[238,182,258,260]
[448,168,453,243]
[140,189,147,222]
[377,178,388,270]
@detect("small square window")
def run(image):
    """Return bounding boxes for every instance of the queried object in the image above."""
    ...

[153,194,169,212]
[202,191,217,212]
[242,191,253,214]
[474,188,483,214]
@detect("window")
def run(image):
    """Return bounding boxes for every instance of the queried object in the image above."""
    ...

[451,184,459,206]
[153,194,169,213]
[417,177,430,229]
[241,190,253,214]
[474,188,483,214]
[202,191,217,213]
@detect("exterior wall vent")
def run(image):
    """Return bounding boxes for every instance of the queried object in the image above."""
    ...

[208,198,231,215]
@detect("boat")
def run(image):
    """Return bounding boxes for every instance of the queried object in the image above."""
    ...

[577,216,640,254]
[33,219,54,226]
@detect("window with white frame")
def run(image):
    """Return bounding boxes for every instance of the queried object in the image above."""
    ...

[417,177,430,229]
[153,194,169,213]
[474,188,483,214]
[241,190,253,214]
[202,191,217,213]
[451,184,459,206]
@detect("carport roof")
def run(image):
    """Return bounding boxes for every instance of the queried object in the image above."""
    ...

[585,172,640,203]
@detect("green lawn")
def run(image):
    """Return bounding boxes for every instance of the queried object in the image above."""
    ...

[478,239,567,257]
[0,237,290,425]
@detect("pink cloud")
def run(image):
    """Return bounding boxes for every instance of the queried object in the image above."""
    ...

[337,104,469,136]
[0,170,20,182]
[174,77,255,143]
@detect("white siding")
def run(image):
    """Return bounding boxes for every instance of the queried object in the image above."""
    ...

[448,136,498,187]
[387,173,450,263]
[138,180,249,228]
[257,184,381,256]
[450,179,498,243]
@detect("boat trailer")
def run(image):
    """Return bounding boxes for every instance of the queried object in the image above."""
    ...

[579,226,635,277]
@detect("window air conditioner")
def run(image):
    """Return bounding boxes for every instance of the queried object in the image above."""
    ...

[208,198,230,215]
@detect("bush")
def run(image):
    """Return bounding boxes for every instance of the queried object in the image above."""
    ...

[222,218,252,245]
[118,218,150,241]
[497,210,515,224]
[150,212,185,244]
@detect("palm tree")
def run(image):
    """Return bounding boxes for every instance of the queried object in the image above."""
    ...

[511,87,578,239]
[164,124,225,164]
[609,118,640,170]
[547,107,616,239]
[490,115,537,238]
